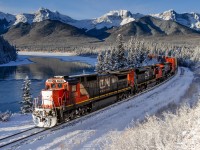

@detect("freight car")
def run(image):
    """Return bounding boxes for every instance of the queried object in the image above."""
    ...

[32,56,178,127]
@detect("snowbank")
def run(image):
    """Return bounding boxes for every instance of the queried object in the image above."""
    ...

[104,101,200,150]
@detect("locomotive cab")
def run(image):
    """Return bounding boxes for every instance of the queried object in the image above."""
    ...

[32,76,68,128]
[32,75,88,127]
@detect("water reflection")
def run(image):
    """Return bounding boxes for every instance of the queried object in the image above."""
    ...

[0,66,17,79]
[0,57,94,112]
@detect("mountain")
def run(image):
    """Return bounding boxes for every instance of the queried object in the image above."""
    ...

[151,10,200,31]
[0,12,15,34]
[1,8,200,32]
[3,20,100,50]
[1,8,200,50]
[14,8,75,25]
[72,10,143,31]
[1,8,143,31]
[107,16,200,40]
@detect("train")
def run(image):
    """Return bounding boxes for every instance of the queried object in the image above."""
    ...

[32,56,178,128]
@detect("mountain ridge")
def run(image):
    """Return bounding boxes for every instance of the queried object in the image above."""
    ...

[1,8,200,50]
[1,8,200,31]
[151,9,200,31]
[106,16,200,40]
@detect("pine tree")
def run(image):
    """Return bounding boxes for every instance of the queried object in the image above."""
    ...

[95,51,104,73]
[135,40,143,67]
[20,76,33,114]
[127,37,137,68]
[113,34,127,70]
[104,50,111,71]
[192,47,200,63]
[110,47,117,70]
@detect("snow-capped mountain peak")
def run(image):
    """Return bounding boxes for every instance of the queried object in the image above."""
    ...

[90,10,143,29]
[151,9,200,30]
[13,8,74,25]
[66,9,143,31]
[104,10,133,18]
[151,9,177,21]
[1,8,200,32]
[96,10,135,23]
[33,8,74,23]
[14,14,34,25]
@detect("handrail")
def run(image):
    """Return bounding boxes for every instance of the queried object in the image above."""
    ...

[57,91,67,108]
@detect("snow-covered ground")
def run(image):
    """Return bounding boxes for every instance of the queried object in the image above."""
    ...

[0,67,194,150]
[0,51,96,67]
[0,114,34,139]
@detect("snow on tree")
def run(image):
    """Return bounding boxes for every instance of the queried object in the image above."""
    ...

[20,76,33,114]
[113,34,127,70]
[103,50,112,71]
[127,37,137,68]
[96,37,200,72]
[133,40,148,67]
[191,47,200,63]
[0,111,12,122]
[103,101,200,150]
[110,47,117,71]
[95,51,104,73]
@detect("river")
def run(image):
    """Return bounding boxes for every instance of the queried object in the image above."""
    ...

[0,56,95,112]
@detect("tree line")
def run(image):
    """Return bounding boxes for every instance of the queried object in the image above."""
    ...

[0,36,17,64]
[95,34,200,73]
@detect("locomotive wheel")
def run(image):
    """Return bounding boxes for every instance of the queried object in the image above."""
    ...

[124,93,128,99]
[80,107,88,115]
[127,91,131,97]
[69,111,76,120]
[119,93,126,101]
[64,113,70,122]
[118,95,123,101]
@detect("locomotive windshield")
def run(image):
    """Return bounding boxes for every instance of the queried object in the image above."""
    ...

[45,78,66,90]
[51,83,56,89]
[58,83,63,88]
[49,83,63,89]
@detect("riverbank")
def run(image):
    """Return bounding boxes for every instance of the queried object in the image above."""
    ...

[0,51,97,67]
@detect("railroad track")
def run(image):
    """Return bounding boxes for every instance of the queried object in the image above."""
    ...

[0,69,179,149]
[0,127,46,148]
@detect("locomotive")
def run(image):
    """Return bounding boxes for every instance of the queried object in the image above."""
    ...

[32,56,177,127]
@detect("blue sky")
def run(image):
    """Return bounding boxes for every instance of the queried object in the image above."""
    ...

[0,0,200,19]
